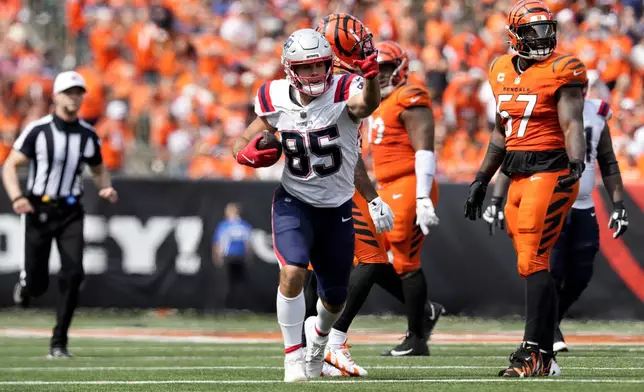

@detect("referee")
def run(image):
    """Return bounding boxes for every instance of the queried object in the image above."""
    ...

[1,71,118,359]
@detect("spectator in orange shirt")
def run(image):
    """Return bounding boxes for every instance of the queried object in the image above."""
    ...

[88,7,121,72]
[95,100,134,173]
[442,68,487,133]
[0,102,21,165]
[76,64,105,125]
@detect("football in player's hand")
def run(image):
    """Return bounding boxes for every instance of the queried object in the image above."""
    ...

[256,131,282,161]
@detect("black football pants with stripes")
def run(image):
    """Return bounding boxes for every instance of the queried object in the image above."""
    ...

[22,202,85,349]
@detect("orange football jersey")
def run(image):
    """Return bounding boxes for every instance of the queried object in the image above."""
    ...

[368,84,432,183]
[488,52,587,152]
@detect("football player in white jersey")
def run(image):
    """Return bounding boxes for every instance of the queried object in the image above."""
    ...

[232,28,386,382]
[483,88,629,354]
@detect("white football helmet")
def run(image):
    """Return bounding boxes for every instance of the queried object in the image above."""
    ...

[281,28,334,97]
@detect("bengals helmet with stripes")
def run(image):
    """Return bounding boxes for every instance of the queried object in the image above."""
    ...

[315,13,376,73]
[506,0,557,61]
[375,41,408,98]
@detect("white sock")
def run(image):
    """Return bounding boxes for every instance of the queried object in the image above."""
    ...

[277,287,305,353]
[328,328,347,349]
[315,298,344,338]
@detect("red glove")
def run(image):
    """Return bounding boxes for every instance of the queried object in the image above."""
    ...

[236,133,279,168]
[353,52,379,79]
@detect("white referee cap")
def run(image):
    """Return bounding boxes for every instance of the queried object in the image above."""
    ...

[53,71,87,94]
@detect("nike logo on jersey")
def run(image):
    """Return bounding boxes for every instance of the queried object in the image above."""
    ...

[393,194,403,200]
[573,70,583,76]
[390,348,414,356]
[409,97,420,103]
[591,212,596,217]
[530,176,542,182]
[342,216,351,222]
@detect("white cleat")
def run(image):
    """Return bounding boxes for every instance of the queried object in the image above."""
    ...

[304,316,327,378]
[325,343,368,377]
[546,358,562,376]
[283,348,307,382]
[553,341,569,353]
[321,362,348,377]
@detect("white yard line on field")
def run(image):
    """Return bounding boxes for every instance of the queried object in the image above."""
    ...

[2,328,643,345]
[4,356,286,361]
[1,365,643,372]
[6,355,644,361]
[0,378,643,386]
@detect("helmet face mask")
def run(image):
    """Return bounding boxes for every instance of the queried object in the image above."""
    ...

[286,59,334,96]
[374,41,408,98]
[506,0,558,61]
[282,29,335,97]
[510,21,557,60]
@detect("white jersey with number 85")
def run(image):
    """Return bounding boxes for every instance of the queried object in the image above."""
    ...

[254,74,365,208]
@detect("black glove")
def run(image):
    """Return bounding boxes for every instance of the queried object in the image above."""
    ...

[608,201,628,239]
[464,175,488,221]
[558,159,585,188]
[482,196,505,235]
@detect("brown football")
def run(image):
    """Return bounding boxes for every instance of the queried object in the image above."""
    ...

[256,131,283,160]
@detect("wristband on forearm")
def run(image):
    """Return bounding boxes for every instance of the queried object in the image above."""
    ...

[415,150,436,199]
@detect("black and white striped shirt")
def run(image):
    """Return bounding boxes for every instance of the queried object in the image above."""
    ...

[13,114,103,198]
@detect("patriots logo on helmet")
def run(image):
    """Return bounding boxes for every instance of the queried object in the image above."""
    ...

[283,37,294,50]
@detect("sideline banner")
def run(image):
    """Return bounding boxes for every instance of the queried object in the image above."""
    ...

[0,179,641,319]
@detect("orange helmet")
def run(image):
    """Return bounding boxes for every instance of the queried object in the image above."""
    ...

[375,41,408,97]
[315,13,376,73]
[506,0,557,61]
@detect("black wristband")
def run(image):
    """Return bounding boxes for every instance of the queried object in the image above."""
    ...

[613,200,625,210]
[12,195,26,204]
[475,171,492,185]
[490,196,504,206]
[570,159,586,173]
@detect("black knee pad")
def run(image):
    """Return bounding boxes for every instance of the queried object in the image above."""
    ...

[352,262,389,282]
[400,268,423,281]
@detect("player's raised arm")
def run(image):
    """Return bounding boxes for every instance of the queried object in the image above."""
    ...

[596,120,628,238]
[556,85,586,188]
[347,54,381,120]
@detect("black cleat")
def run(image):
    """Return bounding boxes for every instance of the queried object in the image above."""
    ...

[381,332,429,357]
[424,302,445,340]
[47,347,73,359]
[498,342,542,377]
[13,282,30,308]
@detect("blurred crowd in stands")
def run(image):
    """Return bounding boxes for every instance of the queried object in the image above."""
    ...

[0,0,642,182]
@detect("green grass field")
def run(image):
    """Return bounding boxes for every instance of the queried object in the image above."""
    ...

[0,310,643,391]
